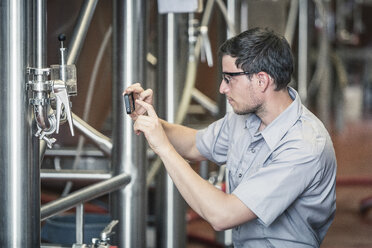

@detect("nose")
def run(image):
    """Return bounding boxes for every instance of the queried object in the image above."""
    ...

[219,79,229,94]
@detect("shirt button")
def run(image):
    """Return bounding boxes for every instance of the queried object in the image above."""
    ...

[238,173,242,178]
[251,148,256,153]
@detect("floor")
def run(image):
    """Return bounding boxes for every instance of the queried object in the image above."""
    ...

[186,120,372,248]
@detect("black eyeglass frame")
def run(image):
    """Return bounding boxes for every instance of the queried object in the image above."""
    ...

[221,71,254,84]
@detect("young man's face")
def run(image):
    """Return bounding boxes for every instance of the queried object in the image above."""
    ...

[219,55,263,115]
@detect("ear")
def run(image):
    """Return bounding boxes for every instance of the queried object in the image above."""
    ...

[256,72,271,92]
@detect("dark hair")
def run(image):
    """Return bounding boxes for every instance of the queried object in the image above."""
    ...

[219,27,293,90]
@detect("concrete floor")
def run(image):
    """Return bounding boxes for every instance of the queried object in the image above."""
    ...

[187,120,372,248]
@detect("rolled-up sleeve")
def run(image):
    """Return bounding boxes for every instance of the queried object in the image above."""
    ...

[196,114,231,165]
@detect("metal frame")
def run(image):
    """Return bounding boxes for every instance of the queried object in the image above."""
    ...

[0,0,238,246]
[41,173,131,221]
[1,0,145,247]
[1,0,313,247]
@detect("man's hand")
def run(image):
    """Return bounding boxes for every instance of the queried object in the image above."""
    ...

[123,83,153,121]
[134,99,172,156]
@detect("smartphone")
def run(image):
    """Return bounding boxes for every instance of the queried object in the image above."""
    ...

[124,93,135,114]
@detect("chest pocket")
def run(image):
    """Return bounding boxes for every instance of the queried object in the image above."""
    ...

[226,145,247,191]
[226,152,240,176]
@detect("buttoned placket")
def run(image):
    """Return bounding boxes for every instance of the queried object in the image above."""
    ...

[234,121,262,182]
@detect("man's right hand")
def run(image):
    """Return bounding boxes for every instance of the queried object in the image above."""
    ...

[123,83,153,121]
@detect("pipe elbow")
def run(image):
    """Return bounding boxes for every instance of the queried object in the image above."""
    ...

[35,104,52,130]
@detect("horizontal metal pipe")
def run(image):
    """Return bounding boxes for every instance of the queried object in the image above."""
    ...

[44,147,105,157]
[40,169,111,181]
[40,245,71,248]
[41,173,130,221]
[72,112,112,156]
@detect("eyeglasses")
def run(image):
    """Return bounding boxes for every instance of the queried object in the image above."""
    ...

[221,71,253,84]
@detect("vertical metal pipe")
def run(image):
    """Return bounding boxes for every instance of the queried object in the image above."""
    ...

[32,0,45,245]
[76,204,84,244]
[199,160,209,180]
[34,0,51,131]
[0,0,35,247]
[225,0,238,114]
[298,0,308,101]
[218,1,236,246]
[165,13,177,248]
[159,13,187,248]
[36,0,46,68]
[111,0,147,247]
[227,0,239,37]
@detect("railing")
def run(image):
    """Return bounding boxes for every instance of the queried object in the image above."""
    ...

[41,173,131,221]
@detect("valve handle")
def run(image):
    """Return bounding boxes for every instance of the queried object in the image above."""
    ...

[100,220,119,241]
[54,80,74,136]
[58,33,66,43]
[58,33,67,69]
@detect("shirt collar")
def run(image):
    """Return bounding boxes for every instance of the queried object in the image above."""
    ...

[243,87,302,149]
[260,87,302,150]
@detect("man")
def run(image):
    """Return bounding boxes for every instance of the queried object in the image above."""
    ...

[124,27,337,248]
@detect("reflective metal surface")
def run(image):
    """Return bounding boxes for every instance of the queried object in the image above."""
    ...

[0,0,35,246]
[41,173,131,221]
[40,169,111,182]
[110,0,147,247]
[72,112,112,156]
[67,0,99,65]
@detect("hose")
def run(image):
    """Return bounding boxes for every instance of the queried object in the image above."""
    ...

[307,0,328,99]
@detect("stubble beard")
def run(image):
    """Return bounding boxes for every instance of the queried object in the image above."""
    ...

[234,103,262,116]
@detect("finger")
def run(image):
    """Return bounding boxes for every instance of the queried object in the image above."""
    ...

[129,111,139,120]
[123,83,143,95]
[139,89,153,101]
[133,116,154,135]
[135,115,154,124]
[136,99,158,118]
[135,130,142,135]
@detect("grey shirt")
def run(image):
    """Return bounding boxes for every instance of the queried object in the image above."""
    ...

[196,87,337,248]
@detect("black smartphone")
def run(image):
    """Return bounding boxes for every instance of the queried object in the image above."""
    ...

[124,93,135,114]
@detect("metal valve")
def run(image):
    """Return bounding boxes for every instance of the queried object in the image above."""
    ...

[91,220,119,248]
[100,220,119,242]
[27,33,77,148]
[50,34,77,136]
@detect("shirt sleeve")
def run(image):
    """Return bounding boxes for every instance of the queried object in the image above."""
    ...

[196,114,231,165]
[232,141,324,227]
